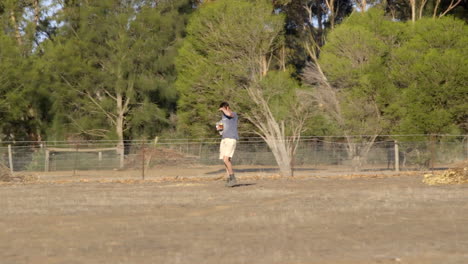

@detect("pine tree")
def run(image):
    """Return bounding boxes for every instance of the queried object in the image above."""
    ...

[389,16,468,134]
[42,0,192,144]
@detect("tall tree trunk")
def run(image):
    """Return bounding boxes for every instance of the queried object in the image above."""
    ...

[345,135,378,171]
[9,10,22,46]
[317,10,324,46]
[356,0,367,12]
[265,134,293,177]
[33,0,40,26]
[327,0,336,29]
[419,0,428,19]
[280,45,286,72]
[116,92,125,168]
[261,56,268,77]
[433,0,441,18]
[410,0,417,23]
[439,0,463,17]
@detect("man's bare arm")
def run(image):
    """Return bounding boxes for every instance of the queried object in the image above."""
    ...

[219,107,234,117]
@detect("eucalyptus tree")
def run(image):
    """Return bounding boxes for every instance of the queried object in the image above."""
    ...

[303,9,467,169]
[272,0,353,72]
[385,0,468,22]
[177,0,314,176]
[303,9,405,169]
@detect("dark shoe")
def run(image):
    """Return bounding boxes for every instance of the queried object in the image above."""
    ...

[225,174,237,187]
[230,174,237,185]
[225,179,233,187]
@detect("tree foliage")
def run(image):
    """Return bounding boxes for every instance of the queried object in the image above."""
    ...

[389,16,468,134]
[0,0,466,145]
[43,0,192,141]
[177,0,315,176]
[303,8,467,168]
[176,0,285,137]
[304,9,402,160]
[0,1,52,141]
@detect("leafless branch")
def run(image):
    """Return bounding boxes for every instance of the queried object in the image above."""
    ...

[439,0,462,17]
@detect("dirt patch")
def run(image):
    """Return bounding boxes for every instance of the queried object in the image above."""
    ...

[125,147,198,168]
[1,175,467,264]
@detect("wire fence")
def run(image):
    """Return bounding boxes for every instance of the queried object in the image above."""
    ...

[1,135,467,179]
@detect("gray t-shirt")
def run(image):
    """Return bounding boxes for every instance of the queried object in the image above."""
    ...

[220,112,239,140]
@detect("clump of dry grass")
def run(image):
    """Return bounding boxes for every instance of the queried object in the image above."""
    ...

[0,164,38,183]
[423,162,468,185]
[0,164,13,182]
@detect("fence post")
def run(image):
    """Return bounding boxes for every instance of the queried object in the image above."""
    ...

[45,149,50,172]
[142,146,145,180]
[144,137,159,177]
[119,146,124,169]
[394,140,399,172]
[8,144,14,173]
[98,151,102,169]
[73,144,78,176]
[430,134,436,170]
[465,136,468,160]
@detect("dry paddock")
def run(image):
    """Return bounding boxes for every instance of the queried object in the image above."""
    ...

[1,173,467,264]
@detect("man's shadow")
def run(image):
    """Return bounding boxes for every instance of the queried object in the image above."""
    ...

[230,183,256,188]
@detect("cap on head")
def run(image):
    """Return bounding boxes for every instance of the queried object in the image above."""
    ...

[219,102,229,108]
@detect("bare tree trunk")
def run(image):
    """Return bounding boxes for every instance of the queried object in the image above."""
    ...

[344,135,378,171]
[355,0,367,12]
[419,0,428,19]
[361,0,367,12]
[439,0,462,17]
[267,135,293,177]
[280,45,286,72]
[325,0,336,29]
[433,0,441,18]
[116,92,125,169]
[330,7,336,29]
[9,10,23,46]
[260,56,268,77]
[390,6,397,20]
[317,9,324,46]
[304,3,313,28]
[244,87,294,177]
[410,0,417,23]
[33,0,40,26]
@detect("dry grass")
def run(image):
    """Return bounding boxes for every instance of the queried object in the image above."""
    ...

[423,160,468,185]
[0,163,13,181]
[0,164,39,183]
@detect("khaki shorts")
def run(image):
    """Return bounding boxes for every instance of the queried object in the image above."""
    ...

[219,138,237,159]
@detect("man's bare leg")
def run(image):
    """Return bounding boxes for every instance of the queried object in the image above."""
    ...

[223,156,233,174]
[223,156,236,186]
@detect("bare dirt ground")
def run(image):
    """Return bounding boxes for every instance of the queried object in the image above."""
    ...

[1,171,467,264]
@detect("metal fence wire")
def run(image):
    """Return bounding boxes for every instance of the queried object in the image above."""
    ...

[1,135,467,179]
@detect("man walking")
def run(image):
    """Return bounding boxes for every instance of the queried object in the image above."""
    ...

[216,102,239,187]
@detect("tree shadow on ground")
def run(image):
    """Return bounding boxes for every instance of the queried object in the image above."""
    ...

[361,167,449,172]
[205,167,318,175]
